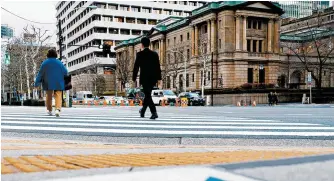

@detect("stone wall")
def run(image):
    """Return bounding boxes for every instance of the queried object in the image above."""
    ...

[212,91,334,105]
[72,74,116,94]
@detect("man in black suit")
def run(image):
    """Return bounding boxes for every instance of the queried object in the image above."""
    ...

[132,37,162,119]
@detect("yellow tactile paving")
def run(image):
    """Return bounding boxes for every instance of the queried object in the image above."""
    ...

[2,150,333,174]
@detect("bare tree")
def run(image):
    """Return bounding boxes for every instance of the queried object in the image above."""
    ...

[166,48,185,93]
[22,25,51,99]
[281,13,334,97]
[93,75,106,96]
[117,50,132,90]
[197,36,211,97]
[2,36,29,102]
[89,56,100,95]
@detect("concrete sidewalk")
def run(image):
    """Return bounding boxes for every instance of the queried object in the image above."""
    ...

[2,137,334,181]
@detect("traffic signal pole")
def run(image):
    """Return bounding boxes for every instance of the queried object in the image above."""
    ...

[58,20,66,107]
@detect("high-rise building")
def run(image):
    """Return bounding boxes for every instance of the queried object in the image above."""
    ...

[279,1,330,19]
[55,1,206,74]
[1,24,14,38]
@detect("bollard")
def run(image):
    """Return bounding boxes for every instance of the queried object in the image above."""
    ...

[139,100,143,106]
[181,98,188,107]
[175,98,179,107]
[161,99,166,107]
[95,100,99,106]
[103,100,107,106]
[120,100,125,106]
[237,102,241,107]
[112,100,116,106]
[129,100,134,106]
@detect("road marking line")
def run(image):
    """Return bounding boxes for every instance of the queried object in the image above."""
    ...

[1,117,317,125]
[1,114,247,121]
[2,121,331,130]
[2,125,334,136]
[286,114,313,116]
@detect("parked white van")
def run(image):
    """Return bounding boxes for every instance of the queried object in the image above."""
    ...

[76,91,94,104]
[152,90,177,105]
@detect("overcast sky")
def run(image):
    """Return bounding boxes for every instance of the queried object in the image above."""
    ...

[1,0,333,46]
[1,1,57,46]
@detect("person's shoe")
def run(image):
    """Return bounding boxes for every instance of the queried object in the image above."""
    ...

[150,112,158,120]
[139,109,145,118]
[55,109,60,117]
[47,111,52,116]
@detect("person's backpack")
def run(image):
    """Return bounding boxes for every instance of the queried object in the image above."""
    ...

[64,75,72,90]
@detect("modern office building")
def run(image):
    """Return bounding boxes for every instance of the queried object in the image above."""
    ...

[55,1,206,75]
[1,25,14,67]
[1,24,14,38]
[279,1,330,19]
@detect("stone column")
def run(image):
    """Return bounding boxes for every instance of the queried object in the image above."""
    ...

[256,40,259,52]
[242,16,247,51]
[235,15,241,51]
[195,25,199,56]
[211,18,217,53]
[273,18,280,53]
[207,20,211,53]
[267,18,273,52]
[250,40,253,52]
[191,26,195,56]
[161,38,165,64]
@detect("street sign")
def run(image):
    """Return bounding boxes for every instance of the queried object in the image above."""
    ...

[307,72,312,83]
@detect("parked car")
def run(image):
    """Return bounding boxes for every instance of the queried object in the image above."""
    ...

[152,90,177,106]
[98,96,114,104]
[178,92,205,106]
[76,91,94,104]
[113,96,129,104]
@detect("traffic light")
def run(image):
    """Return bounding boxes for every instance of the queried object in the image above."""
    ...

[4,52,10,65]
[102,41,112,57]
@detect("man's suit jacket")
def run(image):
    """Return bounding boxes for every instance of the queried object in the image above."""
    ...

[132,48,162,86]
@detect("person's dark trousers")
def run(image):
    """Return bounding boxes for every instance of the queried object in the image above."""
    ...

[141,84,157,114]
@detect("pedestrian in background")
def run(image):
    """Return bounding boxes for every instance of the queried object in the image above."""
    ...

[34,49,68,117]
[268,92,273,106]
[132,37,162,119]
[273,92,278,105]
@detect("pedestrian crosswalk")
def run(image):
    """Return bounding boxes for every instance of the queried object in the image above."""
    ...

[2,107,334,139]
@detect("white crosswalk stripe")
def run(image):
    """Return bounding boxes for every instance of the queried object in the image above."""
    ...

[2,108,334,139]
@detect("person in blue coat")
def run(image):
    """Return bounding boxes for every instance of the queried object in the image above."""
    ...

[34,49,68,117]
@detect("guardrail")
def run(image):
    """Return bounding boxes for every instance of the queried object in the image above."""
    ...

[72,98,189,107]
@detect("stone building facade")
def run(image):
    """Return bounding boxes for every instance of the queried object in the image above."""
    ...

[280,7,334,89]
[115,2,287,91]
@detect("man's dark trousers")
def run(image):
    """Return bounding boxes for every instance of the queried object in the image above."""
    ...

[142,84,156,114]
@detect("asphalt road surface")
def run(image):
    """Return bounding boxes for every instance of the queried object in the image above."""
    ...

[2,105,334,146]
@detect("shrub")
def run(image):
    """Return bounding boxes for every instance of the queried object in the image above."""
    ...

[241,83,252,89]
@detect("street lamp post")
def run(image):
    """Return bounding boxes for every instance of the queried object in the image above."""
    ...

[61,5,97,107]
[169,50,187,92]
